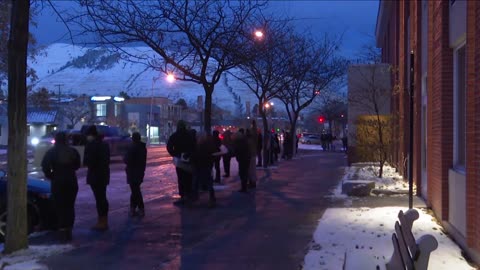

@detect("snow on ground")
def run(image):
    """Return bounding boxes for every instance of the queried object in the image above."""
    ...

[302,207,476,270]
[306,162,476,270]
[0,244,73,270]
[298,144,324,150]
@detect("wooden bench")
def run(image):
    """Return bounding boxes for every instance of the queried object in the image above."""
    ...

[343,209,438,270]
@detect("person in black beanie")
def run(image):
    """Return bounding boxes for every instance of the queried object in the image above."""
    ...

[123,132,147,217]
[167,120,195,205]
[41,132,81,242]
[83,125,111,231]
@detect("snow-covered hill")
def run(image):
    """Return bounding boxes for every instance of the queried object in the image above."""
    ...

[27,43,258,115]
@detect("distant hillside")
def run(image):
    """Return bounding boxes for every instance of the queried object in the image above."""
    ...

[25,43,258,116]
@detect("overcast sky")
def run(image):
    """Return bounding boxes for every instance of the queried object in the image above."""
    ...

[31,1,379,60]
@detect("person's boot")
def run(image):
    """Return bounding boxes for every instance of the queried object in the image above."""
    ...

[91,216,109,231]
[65,228,73,241]
[129,207,137,217]
[58,228,72,243]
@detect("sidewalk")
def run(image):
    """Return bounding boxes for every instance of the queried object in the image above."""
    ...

[0,147,477,270]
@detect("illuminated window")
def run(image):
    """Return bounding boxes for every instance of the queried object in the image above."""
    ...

[96,103,107,117]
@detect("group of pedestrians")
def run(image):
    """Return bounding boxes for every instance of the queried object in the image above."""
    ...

[167,120,264,208]
[39,120,295,242]
[41,125,147,242]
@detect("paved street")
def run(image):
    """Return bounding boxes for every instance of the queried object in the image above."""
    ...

[30,148,346,270]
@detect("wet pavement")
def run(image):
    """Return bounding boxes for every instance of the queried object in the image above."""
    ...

[29,148,347,270]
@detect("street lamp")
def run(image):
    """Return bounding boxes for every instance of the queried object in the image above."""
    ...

[148,77,159,145]
[254,30,264,39]
[166,73,175,83]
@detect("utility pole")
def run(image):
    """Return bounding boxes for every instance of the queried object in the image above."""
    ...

[408,51,414,209]
[54,83,64,107]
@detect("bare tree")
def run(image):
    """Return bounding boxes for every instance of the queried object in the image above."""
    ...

[65,0,266,132]
[348,45,392,177]
[28,87,54,110]
[5,0,30,254]
[1,0,38,93]
[230,17,294,167]
[276,33,346,155]
[315,88,347,134]
[61,95,91,129]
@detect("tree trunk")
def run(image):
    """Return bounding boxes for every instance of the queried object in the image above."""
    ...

[203,86,213,133]
[289,115,298,157]
[260,108,269,168]
[5,0,30,254]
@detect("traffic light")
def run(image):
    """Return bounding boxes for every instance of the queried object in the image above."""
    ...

[318,116,325,123]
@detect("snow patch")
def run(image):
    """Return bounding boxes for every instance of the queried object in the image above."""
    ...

[0,244,73,270]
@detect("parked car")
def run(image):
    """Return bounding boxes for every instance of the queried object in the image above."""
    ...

[33,125,131,167]
[31,129,84,148]
[300,135,322,145]
[0,170,56,242]
[80,125,131,156]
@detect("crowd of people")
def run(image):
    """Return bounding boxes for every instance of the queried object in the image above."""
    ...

[166,120,300,209]
[39,120,298,243]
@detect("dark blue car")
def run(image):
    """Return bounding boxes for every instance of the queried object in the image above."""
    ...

[0,170,56,242]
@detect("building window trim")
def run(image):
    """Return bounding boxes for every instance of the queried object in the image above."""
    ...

[96,103,107,117]
[453,42,466,173]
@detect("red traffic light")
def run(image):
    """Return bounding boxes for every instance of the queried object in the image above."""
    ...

[318,116,325,123]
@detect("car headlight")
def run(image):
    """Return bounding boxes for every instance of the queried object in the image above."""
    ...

[31,137,40,146]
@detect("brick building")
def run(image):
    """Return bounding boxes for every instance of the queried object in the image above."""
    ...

[376,0,480,264]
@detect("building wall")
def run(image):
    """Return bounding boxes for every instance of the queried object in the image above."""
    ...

[466,0,480,256]
[377,0,480,263]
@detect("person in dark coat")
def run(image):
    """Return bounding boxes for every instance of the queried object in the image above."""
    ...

[234,128,251,192]
[282,131,293,160]
[256,130,263,167]
[167,120,195,205]
[83,125,111,231]
[41,132,81,242]
[191,132,217,208]
[212,130,222,183]
[221,130,233,177]
[123,132,147,217]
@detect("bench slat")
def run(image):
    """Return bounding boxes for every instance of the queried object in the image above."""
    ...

[398,211,419,259]
[386,233,404,270]
[395,222,414,270]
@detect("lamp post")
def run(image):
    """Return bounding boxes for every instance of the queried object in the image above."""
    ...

[408,51,414,209]
[148,77,158,145]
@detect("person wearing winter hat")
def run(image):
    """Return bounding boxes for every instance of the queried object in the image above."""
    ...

[83,125,111,231]
[123,132,147,217]
[167,120,195,205]
[41,132,81,242]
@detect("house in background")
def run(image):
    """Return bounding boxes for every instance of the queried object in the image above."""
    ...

[347,64,392,165]
[376,0,480,264]
[0,104,59,146]
[90,96,183,144]
[27,110,58,145]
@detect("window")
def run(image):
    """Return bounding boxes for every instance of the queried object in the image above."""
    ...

[96,103,107,117]
[454,45,466,170]
[114,104,120,117]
